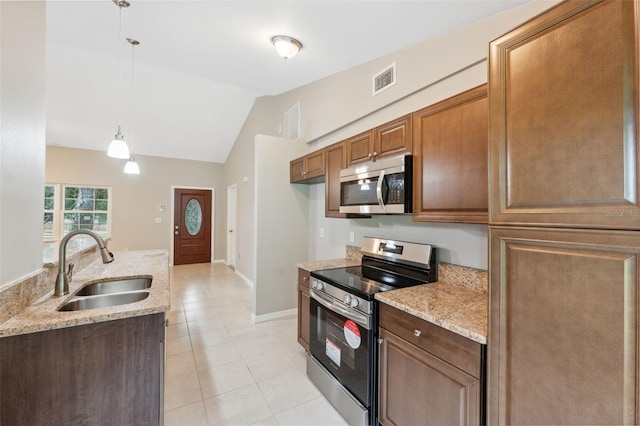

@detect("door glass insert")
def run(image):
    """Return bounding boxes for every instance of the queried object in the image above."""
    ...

[185,198,203,235]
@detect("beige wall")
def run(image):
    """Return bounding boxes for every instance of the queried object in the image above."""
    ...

[224,0,561,315]
[0,1,47,285]
[46,146,226,261]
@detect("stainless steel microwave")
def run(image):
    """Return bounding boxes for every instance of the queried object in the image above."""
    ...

[339,154,412,215]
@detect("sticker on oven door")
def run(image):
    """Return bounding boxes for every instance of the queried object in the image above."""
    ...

[344,320,362,349]
[326,338,341,367]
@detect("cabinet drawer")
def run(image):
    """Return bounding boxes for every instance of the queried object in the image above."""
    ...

[379,303,482,378]
[298,269,310,290]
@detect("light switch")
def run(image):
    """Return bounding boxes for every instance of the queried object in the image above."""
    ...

[349,231,355,243]
[159,204,165,212]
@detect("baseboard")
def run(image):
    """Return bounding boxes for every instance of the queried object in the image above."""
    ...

[213,259,226,263]
[252,308,297,324]
[234,269,254,288]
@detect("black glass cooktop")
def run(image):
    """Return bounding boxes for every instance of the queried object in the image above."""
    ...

[311,263,430,300]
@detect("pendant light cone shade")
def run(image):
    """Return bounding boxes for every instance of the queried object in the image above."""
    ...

[271,35,302,59]
[124,155,140,174]
[108,125,130,159]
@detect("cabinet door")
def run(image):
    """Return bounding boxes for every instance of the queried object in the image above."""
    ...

[346,130,375,167]
[290,157,306,183]
[374,114,413,160]
[379,328,481,426]
[297,269,310,351]
[413,85,488,223]
[489,226,640,425]
[325,142,346,218]
[489,1,640,229]
[0,314,165,425]
[305,150,325,180]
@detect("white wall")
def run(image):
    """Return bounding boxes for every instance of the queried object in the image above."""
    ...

[0,1,47,285]
[254,135,309,318]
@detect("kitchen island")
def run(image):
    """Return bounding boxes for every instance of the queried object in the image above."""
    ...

[0,249,170,426]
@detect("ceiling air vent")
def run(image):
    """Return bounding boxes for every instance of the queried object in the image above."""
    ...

[373,63,396,96]
[284,102,300,140]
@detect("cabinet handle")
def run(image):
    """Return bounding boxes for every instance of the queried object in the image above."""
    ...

[367,153,373,158]
[414,329,422,337]
[373,151,378,158]
[303,276,308,281]
[378,338,384,344]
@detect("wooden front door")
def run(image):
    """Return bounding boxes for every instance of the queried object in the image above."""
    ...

[173,188,211,265]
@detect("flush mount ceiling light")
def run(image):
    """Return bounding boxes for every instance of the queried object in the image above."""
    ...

[107,0,131,159]
[271,35,302,60]
[124,37,140,175]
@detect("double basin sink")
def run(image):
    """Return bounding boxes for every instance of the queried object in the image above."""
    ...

[58,277,152,311]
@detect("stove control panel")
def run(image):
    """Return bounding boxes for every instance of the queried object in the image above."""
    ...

[310,278,371,315]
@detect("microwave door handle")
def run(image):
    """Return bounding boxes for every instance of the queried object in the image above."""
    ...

[376,170,386,211]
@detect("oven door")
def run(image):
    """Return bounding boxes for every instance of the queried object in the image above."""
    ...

[309,290,373,407]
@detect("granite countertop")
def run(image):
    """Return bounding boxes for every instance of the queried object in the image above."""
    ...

[0,250,170,337]
[296,258,361,271]
[375,282,487,344]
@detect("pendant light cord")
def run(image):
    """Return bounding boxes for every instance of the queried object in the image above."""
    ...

[116,4,123,132]
[130,40,135,152]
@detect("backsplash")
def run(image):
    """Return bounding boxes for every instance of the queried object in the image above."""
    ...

[438,262,487,293]
[0,241,100,324]
[346,245,362,262]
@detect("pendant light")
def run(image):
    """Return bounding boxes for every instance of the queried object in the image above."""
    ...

[124,37,140,174]
[107,0,131,159]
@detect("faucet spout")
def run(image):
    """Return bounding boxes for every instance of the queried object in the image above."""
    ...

[55,229,114,297]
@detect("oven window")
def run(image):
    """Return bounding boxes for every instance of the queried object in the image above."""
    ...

[309,298,371,406]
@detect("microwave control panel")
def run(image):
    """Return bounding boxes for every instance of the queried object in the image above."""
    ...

[386,173,405,203]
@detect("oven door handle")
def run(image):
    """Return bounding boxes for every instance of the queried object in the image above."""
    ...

[310,289,371,330]
[376,169,386,211]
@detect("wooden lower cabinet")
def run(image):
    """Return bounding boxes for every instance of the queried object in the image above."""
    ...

[489,226,640,425]
[0,313,165,426]
[297,268,310,351]
[379,304,484,426]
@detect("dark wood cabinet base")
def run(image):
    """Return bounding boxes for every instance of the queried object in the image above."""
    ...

[0,313,165,426]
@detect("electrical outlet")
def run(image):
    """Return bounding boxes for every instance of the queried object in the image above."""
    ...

[349,231,355,243]
[155,217,161,223]
[319,228,325,238]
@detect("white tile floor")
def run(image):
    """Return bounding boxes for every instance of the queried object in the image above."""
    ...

[164,262,348,426]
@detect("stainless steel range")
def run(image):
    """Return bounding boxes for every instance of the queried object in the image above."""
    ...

[307,237,436,426]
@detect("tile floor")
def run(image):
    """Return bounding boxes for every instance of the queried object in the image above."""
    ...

[164,262,348,426]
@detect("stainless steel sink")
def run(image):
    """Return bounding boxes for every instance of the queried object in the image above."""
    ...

[76,277,152,296]
[58,291,150,311]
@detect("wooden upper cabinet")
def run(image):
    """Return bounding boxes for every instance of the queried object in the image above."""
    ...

[489,226,640,425]
[489,0,640,229]
[346,114,413,167]
[413,85,488,223]
[290,150,325,183]
[374,114,413,160]
[345,130,375,166]
[325,141,347,218]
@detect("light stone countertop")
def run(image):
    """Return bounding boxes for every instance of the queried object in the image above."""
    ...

[296,258,361,272]
[0,250,170,337]
[376,282,487,344]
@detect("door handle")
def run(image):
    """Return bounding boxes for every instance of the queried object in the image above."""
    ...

[376,170,386,211]
[229,230,233,233]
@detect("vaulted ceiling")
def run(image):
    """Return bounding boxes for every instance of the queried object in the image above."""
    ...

[45,0,529,163]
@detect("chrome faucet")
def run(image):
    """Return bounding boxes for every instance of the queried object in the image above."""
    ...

[54,229,114,296]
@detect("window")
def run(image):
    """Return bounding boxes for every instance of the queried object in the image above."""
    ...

[43,184,111,242]
[43,184,57,242]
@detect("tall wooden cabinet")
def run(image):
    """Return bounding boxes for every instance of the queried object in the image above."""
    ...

[488,1,640,424]
[413,85,488,223]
